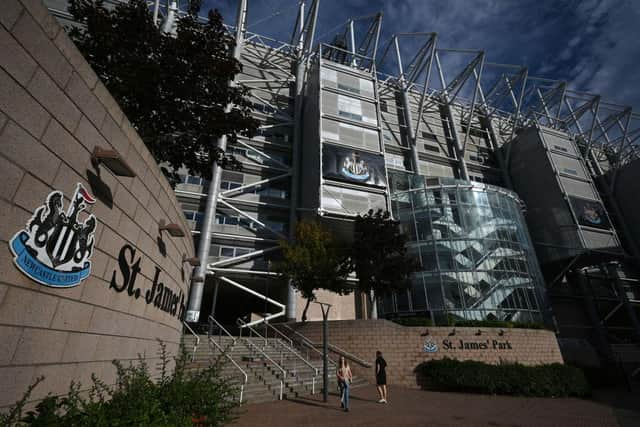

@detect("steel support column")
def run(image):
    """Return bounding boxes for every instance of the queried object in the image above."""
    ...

[186,0,248,322]
[287,0,320,321]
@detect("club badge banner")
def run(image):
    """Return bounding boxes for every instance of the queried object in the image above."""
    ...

[322,144,386,187]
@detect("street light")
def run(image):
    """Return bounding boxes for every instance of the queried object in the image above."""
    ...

[312,300,332,402]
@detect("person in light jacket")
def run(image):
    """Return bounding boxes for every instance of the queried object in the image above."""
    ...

[336,356,353,412]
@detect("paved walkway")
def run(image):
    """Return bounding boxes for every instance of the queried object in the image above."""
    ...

[231,385,627,427]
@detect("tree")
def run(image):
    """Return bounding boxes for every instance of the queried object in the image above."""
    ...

[275,220,352,322]
[68,0,258,179]
[350,209,419,318]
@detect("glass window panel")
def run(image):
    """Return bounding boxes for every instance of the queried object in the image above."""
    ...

[220,247,235,257]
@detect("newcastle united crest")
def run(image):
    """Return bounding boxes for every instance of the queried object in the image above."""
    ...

[9,183,97,288]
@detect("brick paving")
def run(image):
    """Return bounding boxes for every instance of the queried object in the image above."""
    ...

[231,385,624,427]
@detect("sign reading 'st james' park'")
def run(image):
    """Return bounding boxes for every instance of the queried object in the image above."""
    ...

[424,336,513,353]
[110,244,187,320]
[9,184,97,288]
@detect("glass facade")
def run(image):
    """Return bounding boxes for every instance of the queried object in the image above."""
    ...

[383,172,547,324]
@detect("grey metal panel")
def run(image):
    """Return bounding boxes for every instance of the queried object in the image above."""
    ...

[558,176,598,200]
[504,126,580,263]
[542,133,579,157]
[321,118,380,151]
[418,161,456,178]
[550,153,588,180]
[321,184,386,215]
[581,228,620,250]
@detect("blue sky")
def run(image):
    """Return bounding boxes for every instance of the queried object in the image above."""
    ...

[204,0,640,111]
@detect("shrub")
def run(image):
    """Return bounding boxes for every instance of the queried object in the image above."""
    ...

[0,341,239,426]
[414,358,590,398]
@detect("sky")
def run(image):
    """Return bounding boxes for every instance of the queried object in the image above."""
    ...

[202,0,640,112]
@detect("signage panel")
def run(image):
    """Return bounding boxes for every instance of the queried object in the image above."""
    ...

[569,196,611,230]
[322,144,386,187]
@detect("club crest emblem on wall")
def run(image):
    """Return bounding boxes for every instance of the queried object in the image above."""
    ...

[423,337,438,353]
[9,183,97,288]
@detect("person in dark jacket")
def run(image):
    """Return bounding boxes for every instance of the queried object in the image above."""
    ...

[375,350,388,403]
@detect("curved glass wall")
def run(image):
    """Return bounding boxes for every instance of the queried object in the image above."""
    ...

[383,173,548,324]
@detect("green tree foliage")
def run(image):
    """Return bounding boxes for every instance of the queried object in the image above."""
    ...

[275,220,352,322]
[68,0,258,179]
[351,209,419,317]
[0,341,238,426]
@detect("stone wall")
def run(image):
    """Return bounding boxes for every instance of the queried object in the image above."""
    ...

[0,0,194,407]
[289,320,564,388]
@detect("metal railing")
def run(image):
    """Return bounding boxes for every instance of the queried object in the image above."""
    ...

[209,337,248,404]
[239,319,319,394]
[279,323,372,368]
[278,323,337,368]
[262,322,319,394]
[238,318,270,349]
[182,321,200,362]
[262,321,294,347]
[208,315,236,349]
[241,337,286,400]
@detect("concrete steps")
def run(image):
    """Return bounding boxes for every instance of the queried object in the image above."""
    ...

[181,334,362,404]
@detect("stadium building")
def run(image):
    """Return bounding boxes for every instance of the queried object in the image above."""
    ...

[44,0,640,369]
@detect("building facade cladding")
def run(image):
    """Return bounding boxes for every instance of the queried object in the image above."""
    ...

[383,173,547,323]
[0,0,194,407]
[504,125,621,264]
[174,41,295,275]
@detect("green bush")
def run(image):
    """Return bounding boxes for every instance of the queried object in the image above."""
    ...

[0,341,239,426]
[415,358,590,398]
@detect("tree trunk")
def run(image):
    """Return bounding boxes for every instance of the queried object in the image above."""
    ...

[301,297,312,323]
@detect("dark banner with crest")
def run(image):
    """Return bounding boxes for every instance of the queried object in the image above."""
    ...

[322,144,386,187]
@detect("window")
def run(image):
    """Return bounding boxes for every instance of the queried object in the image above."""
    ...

[337,83,360,95]
[469,155,485,164]
[338,110,363,121]
[185,175,207,185]
[421,131,437,141]
[553,145,568,152]
[424,144,440,153]
[235,248,252,257]
[385,153,406,170]
[220,247,235,257]
[220,179,242,190]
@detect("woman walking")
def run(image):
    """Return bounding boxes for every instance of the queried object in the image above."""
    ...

[336,356,353,412]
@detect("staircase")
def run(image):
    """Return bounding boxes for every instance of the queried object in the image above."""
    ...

[182,333,355,404]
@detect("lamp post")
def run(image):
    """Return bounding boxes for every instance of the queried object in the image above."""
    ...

[312,301,332,402]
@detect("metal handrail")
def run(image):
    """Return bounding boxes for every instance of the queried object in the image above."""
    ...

[242,337,286,400]
[237,318,268,348]
[240,319,319,394]
[325,343,372,368]
[278,324,338,367]
[182,321,200,361]
[262,321,294,347]
[279,324,371,367]
[208,315,236,346]
[209,337,248,404]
